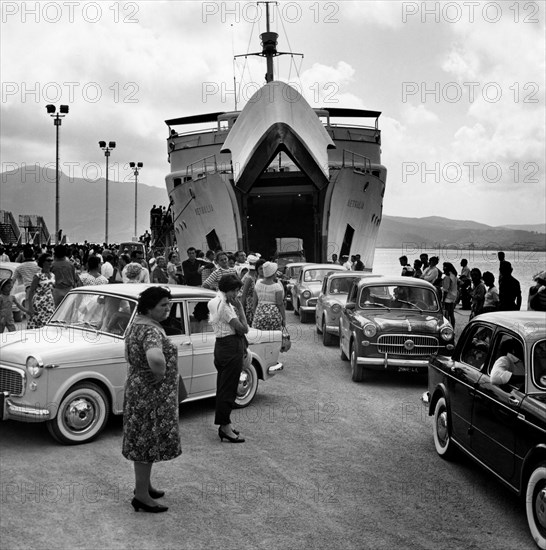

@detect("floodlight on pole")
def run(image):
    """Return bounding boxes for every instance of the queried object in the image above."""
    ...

[99,140,116,244]
[129,161,143,238]
[45,104,69,244]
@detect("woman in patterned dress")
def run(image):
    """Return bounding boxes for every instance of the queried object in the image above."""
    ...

[122,286,181,514]
[252,261,285,330]
[27,253,55,329]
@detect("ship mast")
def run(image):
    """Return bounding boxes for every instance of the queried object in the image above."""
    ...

[260,1,277,82]
[235,1,302,84]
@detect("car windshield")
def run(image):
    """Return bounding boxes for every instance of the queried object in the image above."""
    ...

[304,269,336,283]
[49,292,137,336]
[358,285,439,311]
[533,339,546,390]
[328,277,356,295]
[287,266,303,279]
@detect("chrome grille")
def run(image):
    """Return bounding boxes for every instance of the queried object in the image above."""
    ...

[0,367,25,396]
[377,334,439,356]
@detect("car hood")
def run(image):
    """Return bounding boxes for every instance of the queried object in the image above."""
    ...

[361,312,443,333]
[0,327,122,366]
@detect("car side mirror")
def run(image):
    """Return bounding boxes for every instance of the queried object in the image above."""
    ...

[345,303,356,311]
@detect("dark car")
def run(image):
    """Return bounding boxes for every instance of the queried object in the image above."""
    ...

[339,276,455,381]
[425,311,546,549]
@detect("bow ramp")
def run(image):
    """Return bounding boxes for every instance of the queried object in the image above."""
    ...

[222,81,335,193]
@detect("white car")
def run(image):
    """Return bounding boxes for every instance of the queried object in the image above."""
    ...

[0,284,284,444]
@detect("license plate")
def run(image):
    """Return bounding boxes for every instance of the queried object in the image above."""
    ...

[398,366,420,373]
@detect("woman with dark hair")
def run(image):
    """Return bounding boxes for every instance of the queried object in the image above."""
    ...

[122,286,180,513]
[482,271,499,313]
[442,262,458,327]
[208,274,249,443]
[79,255,109,286]
[470,268,486,319]
[27,253,56,329]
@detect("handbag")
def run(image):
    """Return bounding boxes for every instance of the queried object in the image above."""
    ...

[178,375,188,403]
[281,326,291,352]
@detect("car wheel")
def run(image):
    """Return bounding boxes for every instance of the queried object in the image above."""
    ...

[234,361,258,408]
[350,343,365,382]
[323,319,335,346]
[286,298,293,311]
[432,396,456,460]
[46,382,110,445]
[526,462,546,550]
[299,306,309,323]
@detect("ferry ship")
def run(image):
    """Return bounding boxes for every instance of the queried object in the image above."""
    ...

[164,7,386,267]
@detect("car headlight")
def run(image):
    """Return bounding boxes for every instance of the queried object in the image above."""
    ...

[26,356,43,378]
[440,326,454,341]
[331,304,341,314]
[363,323,377,338]
[303,290,311,299]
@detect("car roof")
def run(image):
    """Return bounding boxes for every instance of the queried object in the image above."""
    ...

[302,264,346,270]
[472,311,546,340]
[285,262,312,268]
[0,261,23,275]
[71,283,217,300]
[355,275,436,289]
[326,272,376,280]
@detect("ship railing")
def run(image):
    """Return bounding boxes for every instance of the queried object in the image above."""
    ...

[184,155,219,181]
[342,150,372,173]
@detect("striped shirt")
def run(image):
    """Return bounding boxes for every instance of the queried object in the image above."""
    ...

[13,261,40,288]
[202,267,237,290]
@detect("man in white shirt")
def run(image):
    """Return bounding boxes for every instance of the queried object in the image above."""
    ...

[101,250,114,280]
[490,339,525,387]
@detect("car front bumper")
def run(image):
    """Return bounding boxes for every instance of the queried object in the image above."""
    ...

[356,356,429,369]
[1,392,51,422]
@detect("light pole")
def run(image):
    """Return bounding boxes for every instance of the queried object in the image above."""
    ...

[46,104,69,244]
[99,141,116,244]
[129,162,143,239]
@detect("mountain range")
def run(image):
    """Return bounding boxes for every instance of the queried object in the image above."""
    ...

[1,166,544,249]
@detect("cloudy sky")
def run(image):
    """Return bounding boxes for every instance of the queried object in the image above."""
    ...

[1,0,545,227]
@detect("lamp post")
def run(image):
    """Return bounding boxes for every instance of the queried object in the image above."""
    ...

[45,104,69,244]
[129,162,143,239]
[99,141,116,244]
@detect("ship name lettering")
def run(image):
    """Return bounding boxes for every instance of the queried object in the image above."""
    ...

[347,200,364,209]
[195,204,214,215]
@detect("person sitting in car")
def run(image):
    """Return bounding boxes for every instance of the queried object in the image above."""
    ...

[490,339,525,388]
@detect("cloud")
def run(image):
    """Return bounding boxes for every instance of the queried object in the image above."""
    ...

[401,104,439,125]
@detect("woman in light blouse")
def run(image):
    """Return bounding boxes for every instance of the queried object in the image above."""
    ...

[208,274,249,443]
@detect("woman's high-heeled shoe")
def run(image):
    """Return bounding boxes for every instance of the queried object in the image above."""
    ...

[131,497,168,513]
[134,488,165,499]
[218,427,245,443]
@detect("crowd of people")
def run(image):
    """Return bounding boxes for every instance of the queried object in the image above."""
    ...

[396,251,546,326]
[0,242,291,334]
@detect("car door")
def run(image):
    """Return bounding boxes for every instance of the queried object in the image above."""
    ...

[447,323,493,447]
[316,278,328,326]
[340,282,359,357]
[186,299,217,395]
[160,301,193,395]
[470,331,523,482]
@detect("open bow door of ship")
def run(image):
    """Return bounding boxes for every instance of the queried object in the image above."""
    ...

[222,81,335,262]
